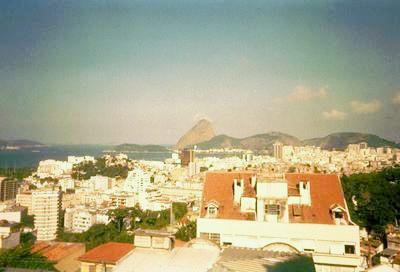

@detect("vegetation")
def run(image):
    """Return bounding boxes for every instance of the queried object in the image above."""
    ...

[71,158,129,180]
[0,167,34,180]
[0,245,56,271]
[21,212,34,229]
[58,223,133,250]
[304,132,400,150]
[58,203,189,250]
[342,167,400,238]
[175,221,196,241]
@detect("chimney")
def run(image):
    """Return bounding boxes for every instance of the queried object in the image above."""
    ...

[251,176,257,188]
[299,181,311,206]
[233,178,244,204]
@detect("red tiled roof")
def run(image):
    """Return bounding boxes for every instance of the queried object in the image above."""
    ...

[78,242,134,265]
[285,173,348,225]
[32,241,85,261]
[201,171,256,220]
[201,172,349,225]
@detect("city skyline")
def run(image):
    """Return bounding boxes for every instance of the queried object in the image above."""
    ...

[1,1,400,144]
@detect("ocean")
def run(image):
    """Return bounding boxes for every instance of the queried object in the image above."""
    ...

[0,145,173,168]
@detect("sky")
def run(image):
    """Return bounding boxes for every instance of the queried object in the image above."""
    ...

[1,0,400,144]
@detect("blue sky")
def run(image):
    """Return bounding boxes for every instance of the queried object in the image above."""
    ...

[1,1,400,144]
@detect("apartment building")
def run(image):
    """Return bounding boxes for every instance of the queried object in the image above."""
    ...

[0,178,18,201]
[197,171,362,272]
[32,188,61,241]
[64,207,96,233]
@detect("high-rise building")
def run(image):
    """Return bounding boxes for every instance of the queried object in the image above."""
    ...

[32,188,61,241]
[273,142,283,160]
[123,168,151,194]
[0,178,18,202]
[180,149,195,167]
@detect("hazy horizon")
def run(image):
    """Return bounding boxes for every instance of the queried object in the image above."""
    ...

[1,1,400,144]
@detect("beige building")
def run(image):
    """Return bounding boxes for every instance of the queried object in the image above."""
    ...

[32,188,61,241]
[16,192,33,214]
[32,241,85,272]
[79,242,134,272]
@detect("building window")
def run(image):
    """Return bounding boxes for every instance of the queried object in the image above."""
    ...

[88,265,96,272]
[265,204,280,216]
[345,245,355,254]
[208,206,217,217]
[334,211,343,219]
[200,232,220,244]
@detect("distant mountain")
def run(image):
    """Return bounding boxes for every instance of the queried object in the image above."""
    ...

[303,132,400,150]
[195,132,302,151]
[175,119,216,150]
[0,139,46,150]
[114,144,168,152]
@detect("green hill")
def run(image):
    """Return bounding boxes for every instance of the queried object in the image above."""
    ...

[303,132,399,150]
[195,132,302,151]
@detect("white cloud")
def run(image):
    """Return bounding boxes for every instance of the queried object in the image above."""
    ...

[287,86,327,102]
[392,92,400,105]
[322,109,347,120]
[350,100,382,114]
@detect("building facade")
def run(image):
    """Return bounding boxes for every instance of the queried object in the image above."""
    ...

[32,188,61,241]
[0,178,18,202]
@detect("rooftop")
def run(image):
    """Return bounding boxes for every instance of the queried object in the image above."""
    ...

[201,171,256,220]
[78,242,134,265]
[114,242,220,272]
[201,172,350,225]
[286,173,349,225]
[32,241,85,261]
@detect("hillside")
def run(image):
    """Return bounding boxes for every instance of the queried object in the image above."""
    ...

[0,139,46,149]
[175,119,216,150]
[114,144,168,152]
[195,132,302,151]
[303,132,399,150]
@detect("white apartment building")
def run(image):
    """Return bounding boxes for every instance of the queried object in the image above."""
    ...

[197,171,361,272]
[188,161,201,177]
[89,175,111,191]
[64,207,96,233]
[124,168,151,194]
[32,188,61,241]
[59,177,75,192]
[36,160,73,179]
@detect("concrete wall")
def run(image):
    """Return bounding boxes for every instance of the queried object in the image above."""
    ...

[197,218,361,270]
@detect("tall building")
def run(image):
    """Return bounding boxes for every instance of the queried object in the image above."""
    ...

[273,142,283,160]
[123,168,151,194]
[197,172,361,271]
[0,178,18,202]
[32,188,61,241]
[180,149,195,166]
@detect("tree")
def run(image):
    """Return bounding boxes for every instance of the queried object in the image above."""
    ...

[342,167,400,239]
[175,221,197,241]
[0,245,56,270]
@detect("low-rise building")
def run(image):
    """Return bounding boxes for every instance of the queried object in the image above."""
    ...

[78,242,134,272]
[32,241,85,272]
[197,171,362,271]
[0,220,20,249]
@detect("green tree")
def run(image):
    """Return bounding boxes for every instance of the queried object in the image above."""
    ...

[175,221,197,241]
[0,245,56,270]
